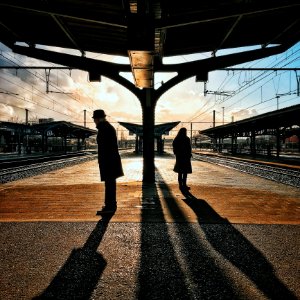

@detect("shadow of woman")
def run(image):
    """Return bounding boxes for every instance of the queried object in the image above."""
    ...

[181,190,297,300]
[33,214,113,300]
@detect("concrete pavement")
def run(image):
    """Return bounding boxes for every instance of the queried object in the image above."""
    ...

[0,152,299,299]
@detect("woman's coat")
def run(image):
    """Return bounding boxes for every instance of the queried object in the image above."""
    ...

[172,136,192,174]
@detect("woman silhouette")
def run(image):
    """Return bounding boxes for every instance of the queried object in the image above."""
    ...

[172,127,192,191]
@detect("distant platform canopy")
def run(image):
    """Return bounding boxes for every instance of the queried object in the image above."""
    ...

[0,121,97,138]
[119,121,180,137]
[119,121,180,154]
[201,104,300,138]
[0,121,97,154]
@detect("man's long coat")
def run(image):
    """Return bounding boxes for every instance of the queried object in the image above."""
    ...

[97,121,124,181]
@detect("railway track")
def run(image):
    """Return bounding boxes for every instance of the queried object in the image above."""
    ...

[0,149,134,184]
[2,150,299,188]
[0,151,94,169]
[193,153,300,188]
[0,152,97,184]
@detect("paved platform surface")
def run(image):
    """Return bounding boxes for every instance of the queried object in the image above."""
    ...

[1,152,299,224]
[0,152,300,299]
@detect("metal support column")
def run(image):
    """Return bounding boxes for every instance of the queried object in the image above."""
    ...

[42,131,46,153]
[218,137,222,153]
[190,122,193,147]
[142,89,155,183]
[276,128,281,158]
[250,130,256,156]
[17,128,21,154]
[135,135,139,153]
[64,135,67,154]
[231,133,234,154]
[77,137,80,151]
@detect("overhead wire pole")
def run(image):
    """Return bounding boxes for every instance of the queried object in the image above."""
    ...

[190,49,300,123]
[222,107,224,125]
[84,109,87,127]
[296,71,300,96]
[0,62,97,123]
[206,66,300,115]
[25,108,29,125]
[190,122,193,147]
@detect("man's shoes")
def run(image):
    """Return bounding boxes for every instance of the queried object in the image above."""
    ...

[96,210,115,215]
[96,206,116,215]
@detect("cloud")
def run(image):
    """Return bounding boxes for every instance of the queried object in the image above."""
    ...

[156,78,208,122]
[0,103,14,119]
[231,108,258,121]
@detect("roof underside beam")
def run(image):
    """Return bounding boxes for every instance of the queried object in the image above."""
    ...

[212,15,243,57]
[157,3,300,29]
[156,43,294,74]
[11,44,131,74]
[0,2,127,29]
[262,18,300,48]
[0,20,29,46]
[51,14,85,56]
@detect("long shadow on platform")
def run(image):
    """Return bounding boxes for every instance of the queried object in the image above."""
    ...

[137,182,191,299]
[153,169,297,299]
[178,187,297,299]
[138,170,246,298]
[153,175,239,299]
[33,215,112,299]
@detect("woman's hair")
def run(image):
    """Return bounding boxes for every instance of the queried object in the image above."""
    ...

[174,127,187,140]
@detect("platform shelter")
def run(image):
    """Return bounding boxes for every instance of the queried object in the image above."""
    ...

[119,121,179,154]
[200,104,300,157]
[0,121,96,154]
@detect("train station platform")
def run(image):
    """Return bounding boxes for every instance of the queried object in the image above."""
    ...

[1,152,299,224]
[0,152,300,299]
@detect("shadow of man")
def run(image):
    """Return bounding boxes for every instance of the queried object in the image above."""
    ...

[181,189,297,300]
[33,215,113,299]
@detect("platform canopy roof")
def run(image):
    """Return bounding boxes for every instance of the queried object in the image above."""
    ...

[32,121,97,137]
[1,0,300,88]
[119,121,180,137]
[201,104,300,138]
[0,121,97,138]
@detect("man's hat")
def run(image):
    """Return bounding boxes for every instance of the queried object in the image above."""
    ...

[92,109,106,119]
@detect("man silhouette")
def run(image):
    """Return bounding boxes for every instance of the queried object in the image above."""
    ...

[92,109,124,214]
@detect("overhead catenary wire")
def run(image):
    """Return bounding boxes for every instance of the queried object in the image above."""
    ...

[0,52,99,123]
[0,51,98,109]
[188,45,300,123]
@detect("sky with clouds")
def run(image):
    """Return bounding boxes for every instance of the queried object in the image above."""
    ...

[0,41,299,136]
